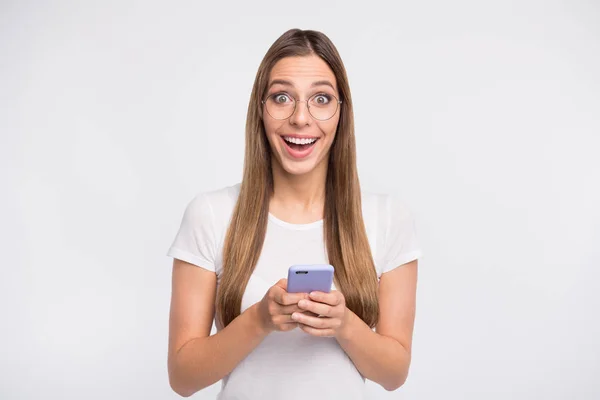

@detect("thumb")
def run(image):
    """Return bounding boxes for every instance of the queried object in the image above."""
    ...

[275,278,288,290]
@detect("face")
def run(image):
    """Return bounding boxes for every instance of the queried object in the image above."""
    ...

[262,55,341,177]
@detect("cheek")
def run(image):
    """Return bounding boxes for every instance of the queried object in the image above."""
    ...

[262,118,274,137]
[322,119,339,145]
[262,119,281,146]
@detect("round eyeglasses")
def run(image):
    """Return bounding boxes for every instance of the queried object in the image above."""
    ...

[261,92,342,121]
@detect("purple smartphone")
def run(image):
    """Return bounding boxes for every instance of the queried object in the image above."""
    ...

[287,264,334,293]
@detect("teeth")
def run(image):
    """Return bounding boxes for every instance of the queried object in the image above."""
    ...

[284,136,318,145]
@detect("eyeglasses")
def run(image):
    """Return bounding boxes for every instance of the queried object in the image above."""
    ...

[261,92,342,121]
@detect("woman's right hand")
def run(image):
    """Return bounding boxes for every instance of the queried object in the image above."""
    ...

[256,278,311,333]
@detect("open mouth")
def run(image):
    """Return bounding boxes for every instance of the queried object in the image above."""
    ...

[281,136,319,151]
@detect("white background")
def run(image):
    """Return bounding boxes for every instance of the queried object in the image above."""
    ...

[2,1,599,399]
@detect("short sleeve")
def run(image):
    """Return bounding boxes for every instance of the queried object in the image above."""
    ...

[166,193,217,272]
[381,195,423,273]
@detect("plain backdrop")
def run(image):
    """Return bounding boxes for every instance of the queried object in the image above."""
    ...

[1,1,599,399]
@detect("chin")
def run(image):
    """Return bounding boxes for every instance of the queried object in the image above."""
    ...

[279,159,318,176]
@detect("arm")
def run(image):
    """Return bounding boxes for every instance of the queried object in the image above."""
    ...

[336,260,417,390]
[295,259,418,391]
[167,259,269,397]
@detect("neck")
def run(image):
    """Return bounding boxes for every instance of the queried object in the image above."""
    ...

[270,159,328,215]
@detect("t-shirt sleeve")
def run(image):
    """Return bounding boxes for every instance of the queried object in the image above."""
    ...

[166,193,217,272]
[380,194,423,273]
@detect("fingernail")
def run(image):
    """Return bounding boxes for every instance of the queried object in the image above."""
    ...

[291,313,299,320]
[298,300,307,307]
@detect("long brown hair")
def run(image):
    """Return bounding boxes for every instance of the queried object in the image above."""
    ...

[216,28,379,329]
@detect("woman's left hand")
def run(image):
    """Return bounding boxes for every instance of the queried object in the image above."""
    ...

[292,290,350,337]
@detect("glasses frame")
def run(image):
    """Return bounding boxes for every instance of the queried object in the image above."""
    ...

[261,92,343,121]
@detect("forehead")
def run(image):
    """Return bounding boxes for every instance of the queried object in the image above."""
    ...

[269,55,337,91]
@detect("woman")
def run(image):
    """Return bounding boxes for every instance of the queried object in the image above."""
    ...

[166,28,422,399]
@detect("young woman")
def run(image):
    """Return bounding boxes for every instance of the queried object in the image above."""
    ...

[166,28,422,399]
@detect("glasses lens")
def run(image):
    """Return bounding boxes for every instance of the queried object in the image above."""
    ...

[265,93,295,120]
[264,93,340,120]
[308,93,339,120]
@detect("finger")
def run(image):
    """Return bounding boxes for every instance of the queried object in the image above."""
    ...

[275,278,287,290]
[279,304,304,315]
[291,312,332,329]
[271,284,295,306]
[278,304,318,317]
[274,314,299,324]
[275,291,309,306]
[300,311,319,318]
[298,324,335,337]
[275,278,310,303]
[271,279,289,304]
[297,299,333,317]
[309,290,342,306]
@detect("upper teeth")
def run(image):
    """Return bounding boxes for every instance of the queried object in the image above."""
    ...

[284,136,318,145]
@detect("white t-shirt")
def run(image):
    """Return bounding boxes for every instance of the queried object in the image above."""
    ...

[167,182,422,400]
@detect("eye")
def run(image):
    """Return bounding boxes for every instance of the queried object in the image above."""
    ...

[312,93,331,104]
[271,93,292,104]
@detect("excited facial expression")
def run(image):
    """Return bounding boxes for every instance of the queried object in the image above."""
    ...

[262,55,341,177]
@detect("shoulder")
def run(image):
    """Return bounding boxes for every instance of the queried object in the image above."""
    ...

[202,182,240,211]
[170,183,240,272]
[360,189,401,224]
[360,188,421,275]
[177,183,240,245]
[360,190,385,214]
[197,182,240,207]
[361,189,413,223]
[360,189,407,245]
[186,182,240,220]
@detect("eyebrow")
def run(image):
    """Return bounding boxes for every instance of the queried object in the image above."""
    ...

[268,79,336,91]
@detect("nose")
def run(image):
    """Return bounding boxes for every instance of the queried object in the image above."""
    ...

[289,99,311,125]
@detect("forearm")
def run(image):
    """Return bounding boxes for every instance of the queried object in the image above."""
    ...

[169,303,268,396]
[336,309,411,391]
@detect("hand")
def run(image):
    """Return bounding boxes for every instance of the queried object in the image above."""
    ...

[293,290,350,337]
[255,278,312,334]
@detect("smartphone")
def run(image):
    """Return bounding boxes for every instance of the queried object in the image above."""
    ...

[287,264,334,293]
